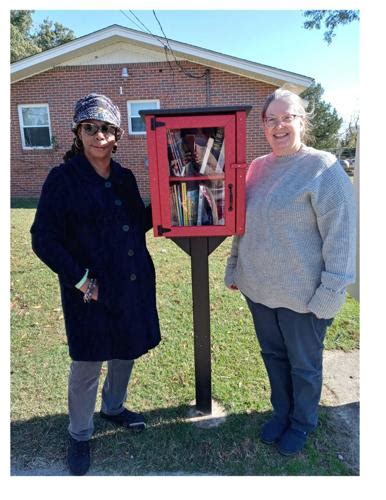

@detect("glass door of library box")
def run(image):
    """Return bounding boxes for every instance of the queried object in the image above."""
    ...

[148,113,242,238]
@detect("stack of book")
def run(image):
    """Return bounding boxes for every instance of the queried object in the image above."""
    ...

[167,128,225,177]
[199,127,225,175]
[167,130,189,176]
[168,127,226,227]
[170,181,224,227]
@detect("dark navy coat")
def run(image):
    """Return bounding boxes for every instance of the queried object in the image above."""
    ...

[30,154,161,361]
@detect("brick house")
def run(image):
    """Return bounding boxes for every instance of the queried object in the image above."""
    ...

[11,24,313,200]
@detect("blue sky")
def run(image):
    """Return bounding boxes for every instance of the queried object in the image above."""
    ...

[30,9,359,129]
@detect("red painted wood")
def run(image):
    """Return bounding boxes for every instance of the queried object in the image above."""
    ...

[144,108,248,237]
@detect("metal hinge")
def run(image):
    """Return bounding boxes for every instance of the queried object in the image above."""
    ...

[157,225,172,236]
[151,118,166,130]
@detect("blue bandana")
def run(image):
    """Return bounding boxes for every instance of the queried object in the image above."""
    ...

[72,93,121,131]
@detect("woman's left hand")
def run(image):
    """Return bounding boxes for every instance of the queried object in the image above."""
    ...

[80,278,99,301]
[91,284,99,301]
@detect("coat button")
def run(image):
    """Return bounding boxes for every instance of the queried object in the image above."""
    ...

[115,199,122,206]
[128,249,135,256]
[122,224,130,232]
[130,273,137,281]
[105,181,112,188]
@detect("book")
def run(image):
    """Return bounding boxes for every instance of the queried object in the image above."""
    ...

[199,137,215,175]
[215,140,225,173]
[167,130,184,176]
[211,128,224,159]
[203,184,218,224]
[181,182,188,226]
[187,185,199,226]
[170,185,181,225]
[211,182,225,224]
[168,128,225,177]
[168,130,198,176]
[170,181,224,227]
[170,186,176,225]
[196,185,204,226]
[196,183,219,225]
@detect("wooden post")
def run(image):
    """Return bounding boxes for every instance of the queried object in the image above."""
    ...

[190,237,212,414]
[172,236,225,415]
[348,128,359,301]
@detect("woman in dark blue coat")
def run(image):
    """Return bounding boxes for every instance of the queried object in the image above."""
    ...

[30,93,161,475]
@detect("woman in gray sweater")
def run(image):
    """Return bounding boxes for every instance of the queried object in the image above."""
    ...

[224,89,356,456]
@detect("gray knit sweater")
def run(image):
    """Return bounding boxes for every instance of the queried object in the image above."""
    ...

[224,145,356,319]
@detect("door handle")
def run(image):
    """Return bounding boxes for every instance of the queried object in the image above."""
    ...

[228,184,233,211]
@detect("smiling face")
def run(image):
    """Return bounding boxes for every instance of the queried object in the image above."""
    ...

[77,119,117,165]
[263,98,304,156]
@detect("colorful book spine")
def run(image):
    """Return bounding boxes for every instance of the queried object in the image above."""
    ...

[187,186,199,226]
[196,184,205,226]
[181,182,188,226]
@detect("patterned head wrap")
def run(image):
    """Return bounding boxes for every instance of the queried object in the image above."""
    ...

[72,93,121,131]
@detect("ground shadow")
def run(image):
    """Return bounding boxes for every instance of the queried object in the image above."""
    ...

[11,403,357,476]
[320,402,359,475]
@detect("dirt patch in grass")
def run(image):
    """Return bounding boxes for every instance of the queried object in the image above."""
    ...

[321,349,359,475]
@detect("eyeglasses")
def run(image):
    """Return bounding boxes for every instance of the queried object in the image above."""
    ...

[263,114,301,128]
[80,122,117,137]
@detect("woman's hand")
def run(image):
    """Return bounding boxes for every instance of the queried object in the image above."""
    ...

[91,284,99,301]
[80,279,99,301]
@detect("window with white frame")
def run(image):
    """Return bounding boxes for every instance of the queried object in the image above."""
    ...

[18,104,52,149]
[127,100,160,135]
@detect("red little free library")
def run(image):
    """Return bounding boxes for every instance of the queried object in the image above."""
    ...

[140,105,251,239]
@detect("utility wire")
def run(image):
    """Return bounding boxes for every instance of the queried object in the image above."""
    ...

[152,10,208,79]
[120,10,167,47]
[128,10,154,35]
[119,9,209,83]
[120,10,147,33]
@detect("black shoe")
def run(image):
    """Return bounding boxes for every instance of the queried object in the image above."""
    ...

[67,437,90,476]
[100,408,146,431]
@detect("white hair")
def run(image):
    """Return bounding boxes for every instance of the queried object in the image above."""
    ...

[261,88,314,142]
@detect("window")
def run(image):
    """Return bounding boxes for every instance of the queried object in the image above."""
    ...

[127,100,160,135]
[18,104,52,149]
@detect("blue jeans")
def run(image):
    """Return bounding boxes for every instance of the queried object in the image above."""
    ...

[245,298,333,433]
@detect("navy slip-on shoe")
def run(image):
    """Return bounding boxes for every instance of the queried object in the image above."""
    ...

[260,418,289,445]
[277,427,308,456]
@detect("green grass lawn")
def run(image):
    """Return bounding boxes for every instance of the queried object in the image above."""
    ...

[10,200,359,475]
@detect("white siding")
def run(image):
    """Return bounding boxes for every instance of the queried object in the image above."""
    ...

[60,41,180,66]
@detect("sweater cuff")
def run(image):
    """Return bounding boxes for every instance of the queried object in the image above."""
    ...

[75,269,89,289]
[307,284,346,319]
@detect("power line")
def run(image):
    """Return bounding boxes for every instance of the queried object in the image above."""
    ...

[119,10,147,33]
[119,9,211,103]
[152,10,208,80]
[128,10,153,36]
[120,10,167,47]
[120,10,208,80]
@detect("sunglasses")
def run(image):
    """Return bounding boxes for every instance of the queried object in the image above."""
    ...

[80,122,118,137]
